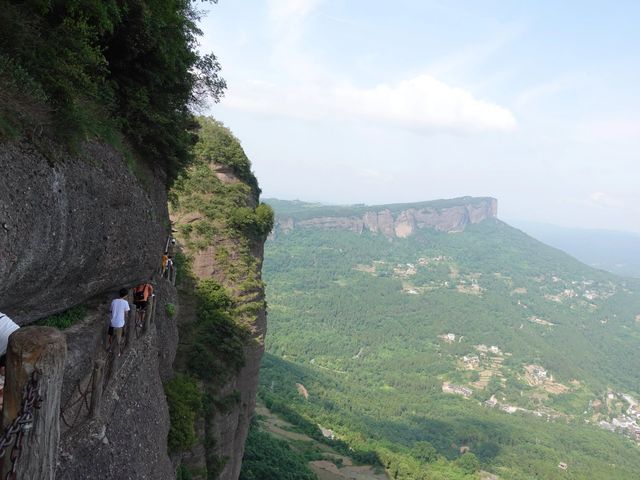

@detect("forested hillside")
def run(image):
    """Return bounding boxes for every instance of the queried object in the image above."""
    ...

[259,199,640,480]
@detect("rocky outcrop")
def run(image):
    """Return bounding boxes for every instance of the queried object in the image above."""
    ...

[0,140,168,323]
[0,138,177,479]
[170,158,268,480]
[273,198,497,239]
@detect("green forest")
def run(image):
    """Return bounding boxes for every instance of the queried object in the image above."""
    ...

[0,0,225,181]
[258,199,640,479]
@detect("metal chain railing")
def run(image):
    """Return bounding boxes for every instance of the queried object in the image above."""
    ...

[0,370,42,480]
[59,370,95,430]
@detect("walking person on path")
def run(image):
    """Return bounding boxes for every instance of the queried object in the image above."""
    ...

[0,312,18,410]
[161,253,168,276]
[0,312,20,367]
[133,281,154,326]
[108,288,130,355]
[165,255,174,280]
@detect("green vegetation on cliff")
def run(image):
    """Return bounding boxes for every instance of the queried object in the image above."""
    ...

[166,118,272,479]
[38,304,87,330]
[0,0,225,181]
[261,200,640,479]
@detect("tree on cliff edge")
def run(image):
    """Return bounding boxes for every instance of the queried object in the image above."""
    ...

[0,0,225,182]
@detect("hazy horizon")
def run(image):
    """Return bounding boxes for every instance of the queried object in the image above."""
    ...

[198,1,640,234]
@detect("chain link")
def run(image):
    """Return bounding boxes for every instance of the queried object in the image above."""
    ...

[0,371,42,480]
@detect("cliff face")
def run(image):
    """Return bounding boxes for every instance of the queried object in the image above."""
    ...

[272,197,497,239]
[0,138,179,479]
[0,124,266,480]
[168,118,271,480]
[171,159,268,480]
[194,241,266,480]
[0,140,168,323]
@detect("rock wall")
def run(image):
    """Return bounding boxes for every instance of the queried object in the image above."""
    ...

[171,161,267,480]
[0,139,168,323]
[273,198,498,239]
[0,138,178,479]
[206,265,266,480]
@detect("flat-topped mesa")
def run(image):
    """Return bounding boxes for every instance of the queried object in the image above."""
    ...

[271,197,497,239]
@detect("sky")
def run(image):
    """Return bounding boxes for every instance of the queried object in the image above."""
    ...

[197,0,640,233]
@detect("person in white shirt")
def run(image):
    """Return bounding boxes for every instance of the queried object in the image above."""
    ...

[108,288,130,354]
[0,312,19,366]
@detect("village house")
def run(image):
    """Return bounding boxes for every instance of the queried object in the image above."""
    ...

[442,382,472,398]
[439,333,456,343]
[485,395,498,408]
[462,355,480,368]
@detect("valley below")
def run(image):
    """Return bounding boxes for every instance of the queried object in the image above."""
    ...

[256,198,640,480]
[254,402,388,480]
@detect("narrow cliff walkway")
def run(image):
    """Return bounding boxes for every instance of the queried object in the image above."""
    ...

[55,277,178,479]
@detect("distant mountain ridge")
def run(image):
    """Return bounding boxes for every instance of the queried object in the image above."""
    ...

[509,220,640,278]
[267,196,497,238]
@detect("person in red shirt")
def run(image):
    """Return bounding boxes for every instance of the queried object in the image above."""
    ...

[132,282,154,324]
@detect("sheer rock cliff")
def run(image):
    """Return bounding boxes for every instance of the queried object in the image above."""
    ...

[0,138,267,480]
[272,197,498,239]
[170,160,268,480]
[0,140,168,323]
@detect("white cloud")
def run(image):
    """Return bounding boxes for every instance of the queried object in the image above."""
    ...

[588,192,625,208]
[222,0,516,134]
[267,0,322,28]
[226,74,516,134]
[335,75,516,132]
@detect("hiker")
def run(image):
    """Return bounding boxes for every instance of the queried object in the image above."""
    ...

[108,288,130,354]
[165,255,174,279]
[0,312,19,367]
[133,281,154,324]
[161,253,168,276]
[168,237,177,256]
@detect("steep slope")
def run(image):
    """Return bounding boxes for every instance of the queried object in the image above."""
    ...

[168,118,273,480]
[260,198,640,480]
[0,122,272,480]
[56,280,179,479]
[1,3,266,479]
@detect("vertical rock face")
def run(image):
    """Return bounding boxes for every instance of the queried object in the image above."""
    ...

[362,211,379,233]
[170,157,269,480]
[186,226,266,480]
[0,140,168,322]
[394,210,416,238]
[204,249,266,480]
[0,139,178,479]
[272,197,498,238]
